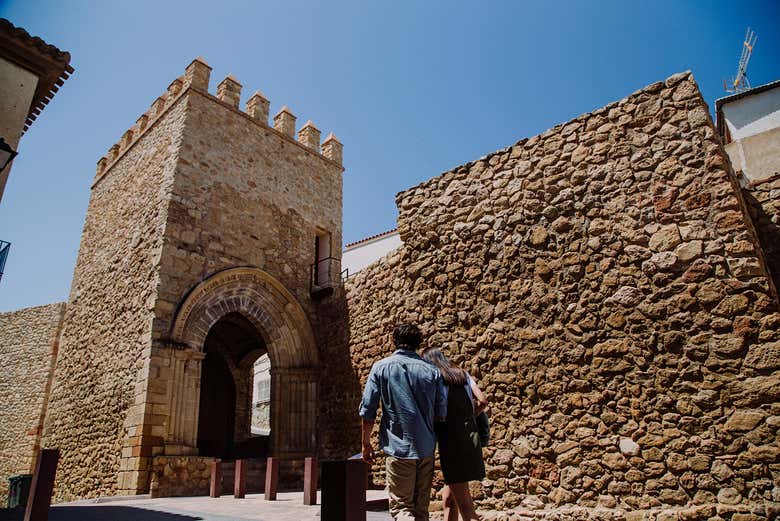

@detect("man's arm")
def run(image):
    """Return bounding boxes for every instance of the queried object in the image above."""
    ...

[361,419,376,463]
[358,365,381,463]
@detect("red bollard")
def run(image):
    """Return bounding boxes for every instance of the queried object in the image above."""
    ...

[264,457,279,501]
[303,457,318,505]
[209,459,222,498]
[234,459,247,499]
[24,448,59,521]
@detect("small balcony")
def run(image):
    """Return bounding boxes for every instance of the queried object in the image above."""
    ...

[310,257,346,299]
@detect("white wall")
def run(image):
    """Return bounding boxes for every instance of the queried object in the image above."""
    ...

[722,85,780,183]
[342,231,402,276]
[723,87,780,140]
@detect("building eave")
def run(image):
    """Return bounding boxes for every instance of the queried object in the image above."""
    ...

[344,228,399,250]
[0,18,74,134]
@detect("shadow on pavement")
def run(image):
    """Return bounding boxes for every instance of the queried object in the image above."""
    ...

[0,506,202,521]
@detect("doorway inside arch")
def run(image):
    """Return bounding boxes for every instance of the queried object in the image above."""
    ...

[197,312,271,459]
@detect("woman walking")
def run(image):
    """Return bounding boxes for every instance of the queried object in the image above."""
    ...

[421,347,488,521]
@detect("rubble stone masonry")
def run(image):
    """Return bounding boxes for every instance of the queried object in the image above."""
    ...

[742,174,780,307]
[40,83,188,501]
[38,57,346,501]
[345,72,780,519]
[0,303,65,503]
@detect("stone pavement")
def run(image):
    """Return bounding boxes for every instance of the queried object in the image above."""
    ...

[0,490,392,521]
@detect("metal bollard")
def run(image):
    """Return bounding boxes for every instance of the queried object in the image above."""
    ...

[264,457,278,501]
[209,459,222,498]
[24,448,59,521]
[303,457,318,505]
[234,459,247,499]
[321,459,367,521]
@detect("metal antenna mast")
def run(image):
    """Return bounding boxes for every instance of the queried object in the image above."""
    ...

[724,27,757,93]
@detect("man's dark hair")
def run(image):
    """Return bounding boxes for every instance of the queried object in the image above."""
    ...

[393,323,422,350]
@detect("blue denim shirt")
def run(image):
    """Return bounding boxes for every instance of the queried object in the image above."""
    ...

[359,349,447,459]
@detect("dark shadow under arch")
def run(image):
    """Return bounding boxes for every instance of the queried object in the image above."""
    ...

[197,312,268,459]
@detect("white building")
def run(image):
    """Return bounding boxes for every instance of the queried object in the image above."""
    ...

[716,79,780,184]
[251,353,271,435]
[342,229,402,276]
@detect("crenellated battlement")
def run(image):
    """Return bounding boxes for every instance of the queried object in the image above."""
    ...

[95,57,342,184]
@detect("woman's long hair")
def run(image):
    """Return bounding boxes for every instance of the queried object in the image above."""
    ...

[422,347,468,386]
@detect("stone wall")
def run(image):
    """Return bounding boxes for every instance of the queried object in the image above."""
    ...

[137,63,348,465]
[742,173,780,306]
[346,72,780,518]
[149,456,213,498]
[40,83,188,501]
[34,56,349,500]
[0,303,65,503]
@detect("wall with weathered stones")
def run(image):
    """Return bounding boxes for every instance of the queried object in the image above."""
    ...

[40,84,187,501]
[149,456,213,498]
[346,72,780,519]
[136,63,352,466]
[30,57,352,501]
[42,58,351,502]
[0,303,65,503]
[742,174,780,307]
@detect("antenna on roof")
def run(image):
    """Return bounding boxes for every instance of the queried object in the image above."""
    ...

[724,27,757,94]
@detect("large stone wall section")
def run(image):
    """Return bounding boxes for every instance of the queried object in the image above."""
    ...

[0,303,65,503]
[40,97,187,502]
[138,86,352,463]
[346,72,780,516]
[151,88,343,332]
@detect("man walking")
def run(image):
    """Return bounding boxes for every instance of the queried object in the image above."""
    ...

[359,323,447,521]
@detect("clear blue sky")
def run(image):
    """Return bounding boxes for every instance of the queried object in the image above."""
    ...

[0,0,778,312]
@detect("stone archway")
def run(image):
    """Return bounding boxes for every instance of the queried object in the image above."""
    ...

[165,267,319,459]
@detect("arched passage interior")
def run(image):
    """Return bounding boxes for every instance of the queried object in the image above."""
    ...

[197,312,271,459]
[164,267,319,460]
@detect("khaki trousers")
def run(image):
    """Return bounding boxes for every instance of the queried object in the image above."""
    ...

[386,456,434,521]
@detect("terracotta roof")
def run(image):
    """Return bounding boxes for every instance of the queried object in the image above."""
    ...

[344,228,399,250]
[0,18,74,133]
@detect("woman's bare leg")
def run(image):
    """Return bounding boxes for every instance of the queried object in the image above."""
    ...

[447,482,480,520]
[442,485,459,521]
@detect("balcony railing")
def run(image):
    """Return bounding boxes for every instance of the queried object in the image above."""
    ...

[0,240,9,283]
[310,256,346,299]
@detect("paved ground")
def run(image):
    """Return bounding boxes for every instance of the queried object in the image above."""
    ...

[0,490,392,521]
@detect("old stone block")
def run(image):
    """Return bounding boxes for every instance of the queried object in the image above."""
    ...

[649,224,682,251]
[744,341,780,371]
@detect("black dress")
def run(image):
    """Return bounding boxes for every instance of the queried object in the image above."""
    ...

[436,383,486,484]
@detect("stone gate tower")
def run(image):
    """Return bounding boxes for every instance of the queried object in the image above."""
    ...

[40,58,345,500]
